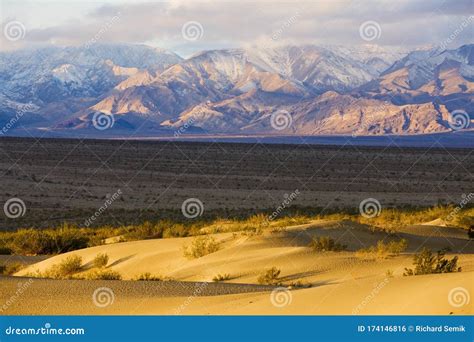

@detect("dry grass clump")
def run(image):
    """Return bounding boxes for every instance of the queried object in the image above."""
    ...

[132,272,162,281]
[82,269,122,280]
[309,236,347,252]
[27,255,83,279]
[356,239,408,259]
[212,273,232,282]
[93,253,109,268]
[183,236,220,259]
[257,267,282,285]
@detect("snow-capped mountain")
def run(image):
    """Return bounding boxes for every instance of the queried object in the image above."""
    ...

[0,43,472,137]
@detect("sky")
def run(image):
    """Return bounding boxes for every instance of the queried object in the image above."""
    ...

[0,0,472,56]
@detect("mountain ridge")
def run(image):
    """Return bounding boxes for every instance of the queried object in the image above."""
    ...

[0,43,472,137]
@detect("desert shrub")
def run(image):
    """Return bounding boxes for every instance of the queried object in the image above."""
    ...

[125,221,164,240]
[0,263,24,276]
[4,226,89,255]
[57,255,82,275]
[183,236,220,259]
[48,225,89,253]
[162,223,189,239]
[84,269,122,280]
[8,229,51,255]
[385,269,394,278]
[41,255,83,279]
[133,272,162,281]
[93,253,109,268]
[404,248,461,276]
[309,236,347,252]
[271,215,312,228]
[0,246,12,255]
[288,280,311,288]
[257,267,282,285]
[357,239,407,259]
[212,273,231,282]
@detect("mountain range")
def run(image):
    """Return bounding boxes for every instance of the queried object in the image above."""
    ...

[0,43,472,137]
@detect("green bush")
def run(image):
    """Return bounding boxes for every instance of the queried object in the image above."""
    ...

[309,236,347,252]
[257,267,282,285]
[183,236,220,259]
[404,248,461,276]
[93,253,109,268]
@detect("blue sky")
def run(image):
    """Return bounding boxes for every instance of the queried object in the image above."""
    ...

[0,0,472,56]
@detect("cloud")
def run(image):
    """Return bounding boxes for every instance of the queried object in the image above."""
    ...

[1,0,472,54]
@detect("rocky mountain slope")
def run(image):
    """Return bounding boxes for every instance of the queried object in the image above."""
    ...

[0,43,472,137]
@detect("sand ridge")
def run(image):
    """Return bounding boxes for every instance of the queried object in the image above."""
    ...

[7,220,474,315]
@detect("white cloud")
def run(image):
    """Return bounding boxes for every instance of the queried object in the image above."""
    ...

[1,0,472,54]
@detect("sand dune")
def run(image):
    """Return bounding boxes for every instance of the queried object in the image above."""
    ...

[8,221,474,315]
